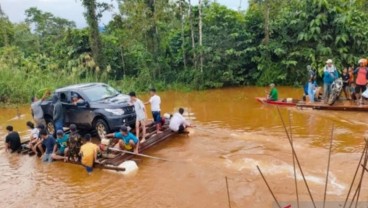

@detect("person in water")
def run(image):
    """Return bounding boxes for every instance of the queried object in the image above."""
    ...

[169,108,193,133]
[341,67,351,100]
[39,129,56,163]
[79,134,99,175]
[129,91,147,143]
[323,59,339,103]
[52,130,69,161]
[26,121,39,148]
[5,125,21,153]
[105,126,139,154]
[66,124,81,162]
[354,59,368,104]
[267,83,278,101]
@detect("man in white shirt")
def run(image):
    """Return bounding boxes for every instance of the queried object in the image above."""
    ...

[145,88,162,133]
[129,91,147,143]
[169,108,192,133]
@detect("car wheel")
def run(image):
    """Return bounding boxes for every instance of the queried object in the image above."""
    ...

[45,118,55,135]
[94,119,109,139]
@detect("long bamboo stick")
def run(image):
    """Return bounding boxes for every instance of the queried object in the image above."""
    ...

[257,165,282,208]
[323,124,334,208]
[343,141,368,208]
[225,176,232,208]
[288,111,299,208]
[276,107,316,208]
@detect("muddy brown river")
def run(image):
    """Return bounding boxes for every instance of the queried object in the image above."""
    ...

[0,87,367,208]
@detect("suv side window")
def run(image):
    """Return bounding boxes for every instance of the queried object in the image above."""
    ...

[60,92,68,103]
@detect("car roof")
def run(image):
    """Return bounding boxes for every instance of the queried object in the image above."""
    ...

[55,83,106,92]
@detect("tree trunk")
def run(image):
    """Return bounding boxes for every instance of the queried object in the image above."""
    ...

[198,0,203,73]
[262,0,270,45]
[188,0,197,69]
[81,0,104,68]
[180,0,187,70]
[120,46,126,79]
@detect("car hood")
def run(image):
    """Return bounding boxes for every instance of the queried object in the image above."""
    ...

[91,94,131,107]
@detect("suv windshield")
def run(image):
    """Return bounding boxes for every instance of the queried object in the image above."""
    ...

[82,85,120,102]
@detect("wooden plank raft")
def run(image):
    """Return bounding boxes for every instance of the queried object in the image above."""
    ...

[99,124,178,166]
[296,102,368,112]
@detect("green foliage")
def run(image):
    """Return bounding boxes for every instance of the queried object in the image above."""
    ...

[1,0,368,103]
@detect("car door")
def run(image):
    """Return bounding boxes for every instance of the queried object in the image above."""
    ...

[67,92,93,129]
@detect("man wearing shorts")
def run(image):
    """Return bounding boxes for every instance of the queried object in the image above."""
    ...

[169,108,192,133]
[145,88,162,134]
[106,126,139,154]
[129,92,147,143]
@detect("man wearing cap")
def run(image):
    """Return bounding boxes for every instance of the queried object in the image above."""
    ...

[71,94,85,106]
[66,124,82,162]
[105,126,139,153]
[353,59,368,104]
[129,91,147,143]
[323,59,339,103]
[52,130,69,161]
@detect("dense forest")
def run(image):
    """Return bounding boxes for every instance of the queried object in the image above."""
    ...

[1,0,368,103]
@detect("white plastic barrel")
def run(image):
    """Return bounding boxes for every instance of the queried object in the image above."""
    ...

[118,160,139,176]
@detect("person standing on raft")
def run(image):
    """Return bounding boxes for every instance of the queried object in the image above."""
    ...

[129,92,147,143]
[322,59,339,103]
[145,88,163,134]
[354,59,368,105]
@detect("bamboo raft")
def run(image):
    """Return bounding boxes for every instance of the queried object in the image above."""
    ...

[296,101,368,112]
[18,121,183,172]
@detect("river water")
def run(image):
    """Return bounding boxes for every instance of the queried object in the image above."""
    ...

[0,87,367,208]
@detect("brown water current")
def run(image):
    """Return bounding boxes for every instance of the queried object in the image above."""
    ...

[0,87,368,207]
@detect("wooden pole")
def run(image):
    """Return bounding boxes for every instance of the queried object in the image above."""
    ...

[277,107,316,208]
[343,141,368,208]
[108,147,182,162]
[348,146,368,208]
[257,165,282,208]
[225,176,232,208]
[323,124,334,208]
[288,111,299,208]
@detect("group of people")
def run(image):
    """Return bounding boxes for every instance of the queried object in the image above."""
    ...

[5,88,193,175]
[306,58,368,104]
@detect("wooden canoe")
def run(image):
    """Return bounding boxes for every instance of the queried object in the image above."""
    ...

[297,102,368,112]
[256,97,299,107]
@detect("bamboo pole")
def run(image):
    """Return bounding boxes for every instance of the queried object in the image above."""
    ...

[323,124,334,208]
[225,176,231,208]
[257,165,282,208]
[288,111,299,208]
[276,107,316,208]
[343,141,368,208]
[108,147,183,162]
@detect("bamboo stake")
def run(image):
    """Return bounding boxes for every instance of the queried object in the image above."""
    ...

[323,124,334,208]
[276,107,316,208]
[350,146,368,208]
[343,141,368,208]
[257,165,282,208]
[225,176,232,208]
[288,111,299,208]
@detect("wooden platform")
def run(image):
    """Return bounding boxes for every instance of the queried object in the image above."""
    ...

[18,121,182,171]
[297,101,368,112]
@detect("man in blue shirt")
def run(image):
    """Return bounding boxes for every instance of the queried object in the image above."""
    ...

[39,129,56,163]
[323,59,339,103]
[106,126,139,153]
